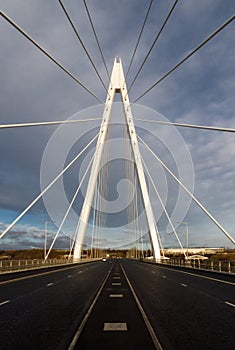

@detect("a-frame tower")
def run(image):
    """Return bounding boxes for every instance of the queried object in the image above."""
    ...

[73,58,161,260]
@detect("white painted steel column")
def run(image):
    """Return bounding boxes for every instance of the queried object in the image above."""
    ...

[73,58,161,260]
[118,60,161,260]
[73,59,117,260]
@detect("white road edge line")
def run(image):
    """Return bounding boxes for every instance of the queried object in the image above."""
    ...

[156,265,235,286]
[0,262,93,286]
[120,264,163,350]
[225,301,235,308]
[67,267,112,350]
[0,300,10,306]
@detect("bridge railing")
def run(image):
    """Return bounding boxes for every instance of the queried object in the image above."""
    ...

[164,258,235,274]
[144,258,235,274]
[0,258,100,274]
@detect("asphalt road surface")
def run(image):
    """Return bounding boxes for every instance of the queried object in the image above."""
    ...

[73,260,158,350]
[0,259,234,350]
[0,261,111,350]
[121,260,235,350]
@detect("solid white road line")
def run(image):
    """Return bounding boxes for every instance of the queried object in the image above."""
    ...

[156,265,235,286]
[225,301,235,308]
[121,264,163,350]
[67,268,112,350]
[0,263,92,285]
[0,300,10,306]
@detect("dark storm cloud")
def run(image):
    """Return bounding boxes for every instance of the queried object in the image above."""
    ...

[0,0,234,249]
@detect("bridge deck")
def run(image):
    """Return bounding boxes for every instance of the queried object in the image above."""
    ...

[0,259,234,350]
[73,261,157,350]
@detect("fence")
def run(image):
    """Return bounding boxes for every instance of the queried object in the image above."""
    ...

[162,258,235,274]
[142,258,235,274]
[0,258,99,274]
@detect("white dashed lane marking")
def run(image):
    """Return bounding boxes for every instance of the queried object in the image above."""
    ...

[112,282,121,286]
[47,283,53,287]
[180,283,187,287]
[109,294,123,298]
[0,300,10,307]
[103,323,127,331]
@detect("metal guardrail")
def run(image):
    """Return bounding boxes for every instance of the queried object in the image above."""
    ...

[144,258,235,274]
[164,258,235,274]
[0,258,100,274]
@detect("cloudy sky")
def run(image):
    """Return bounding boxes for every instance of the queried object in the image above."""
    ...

[0,0,234,251]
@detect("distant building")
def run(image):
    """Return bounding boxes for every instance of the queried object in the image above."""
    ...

[162,247,225,257]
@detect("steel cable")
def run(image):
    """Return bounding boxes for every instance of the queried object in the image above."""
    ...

[82,0,110,81]
[134,118,235,133]
[58,0,108,95]
[126,0,154,80]
[0,10,102,103]
[127,0,179,95]
[134,15,234,103]
[0,118,102,129]
[137,133,235,246]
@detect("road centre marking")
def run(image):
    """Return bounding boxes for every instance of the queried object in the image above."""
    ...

[103,322,127,331]
[47,283,53,287]
[112,282,121,286]
[113,276,120,279]
[109,294,123,298]
[121,264,163,350]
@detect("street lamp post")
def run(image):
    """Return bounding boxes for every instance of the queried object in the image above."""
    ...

[44,221,55,260]
[177,221,189,259]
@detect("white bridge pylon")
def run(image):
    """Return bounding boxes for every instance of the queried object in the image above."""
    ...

[73,57,161,260]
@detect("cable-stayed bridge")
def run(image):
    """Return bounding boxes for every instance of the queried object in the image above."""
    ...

[0,2,235,349]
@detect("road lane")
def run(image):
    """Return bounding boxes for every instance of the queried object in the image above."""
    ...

[0,262,102,301]
[0,261,113,350]
[73,260,159,350]
[121,260,235,350]
[1,259,234,350]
